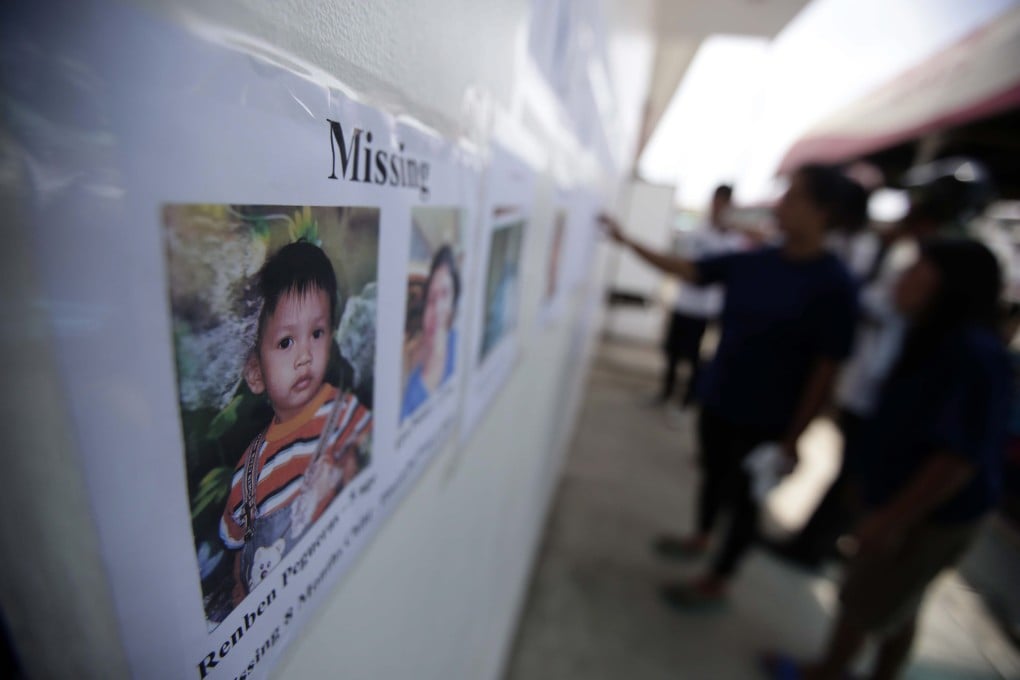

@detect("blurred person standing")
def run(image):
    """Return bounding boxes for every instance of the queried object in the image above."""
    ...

[600,165,860,606]
[772,158,997,569]
[654,184,745,408]
[768,238,1010,680]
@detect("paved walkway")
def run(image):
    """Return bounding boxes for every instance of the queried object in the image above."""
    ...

[505,339,1020,680]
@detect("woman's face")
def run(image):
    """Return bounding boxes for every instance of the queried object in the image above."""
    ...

[423,262,455,339]
[894,258,940,318]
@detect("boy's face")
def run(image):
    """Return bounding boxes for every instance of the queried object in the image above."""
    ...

[245,287,332,423]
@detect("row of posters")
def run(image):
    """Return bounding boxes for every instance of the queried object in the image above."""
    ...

[4,2,605,678]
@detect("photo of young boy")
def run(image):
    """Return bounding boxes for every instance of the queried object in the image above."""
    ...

[221,241,370,601]
[400,207,463,423]
[164,204,379,625]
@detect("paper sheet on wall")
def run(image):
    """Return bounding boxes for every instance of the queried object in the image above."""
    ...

[537,189,571,327]
[460,146,537,442]
[2,2,482,678]
[564,190,603,292]
[385,162,482,515]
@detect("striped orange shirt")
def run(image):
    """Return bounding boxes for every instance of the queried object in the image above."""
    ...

[220,383,372,549]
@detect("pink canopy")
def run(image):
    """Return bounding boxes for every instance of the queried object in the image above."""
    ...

[779,5,1020,174]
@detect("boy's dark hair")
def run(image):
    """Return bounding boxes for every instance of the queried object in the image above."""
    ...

[256,240,339,344]
[713,184,733,201]
[796,164,859,231]
[426,245,461,327]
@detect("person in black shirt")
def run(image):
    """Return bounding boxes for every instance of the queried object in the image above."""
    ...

[601,165,861,606]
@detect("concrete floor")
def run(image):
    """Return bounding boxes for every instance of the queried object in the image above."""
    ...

[504,339,1020,680]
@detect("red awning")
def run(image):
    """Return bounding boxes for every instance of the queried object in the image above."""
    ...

[778,5,1020,174]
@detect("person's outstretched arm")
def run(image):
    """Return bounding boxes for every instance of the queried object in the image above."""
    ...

[598,214,698,283]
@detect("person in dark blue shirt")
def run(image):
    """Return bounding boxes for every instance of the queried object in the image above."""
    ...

[600,164,861,606]
[775,238,1009,680]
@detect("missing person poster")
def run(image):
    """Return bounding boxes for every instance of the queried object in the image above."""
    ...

[462,146,537,440]
[3,2,482,678]
[165,204,378,627]
[481,213,526,358]
[538,192,570,326]
[384,154,482,516]
[400,208,466,426]
[393,206,470,441]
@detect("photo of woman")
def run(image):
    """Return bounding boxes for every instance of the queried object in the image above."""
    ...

[401,207,464,422]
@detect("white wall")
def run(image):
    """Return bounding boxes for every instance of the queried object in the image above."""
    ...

[0,2,657,679]
[604,179,676,343]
